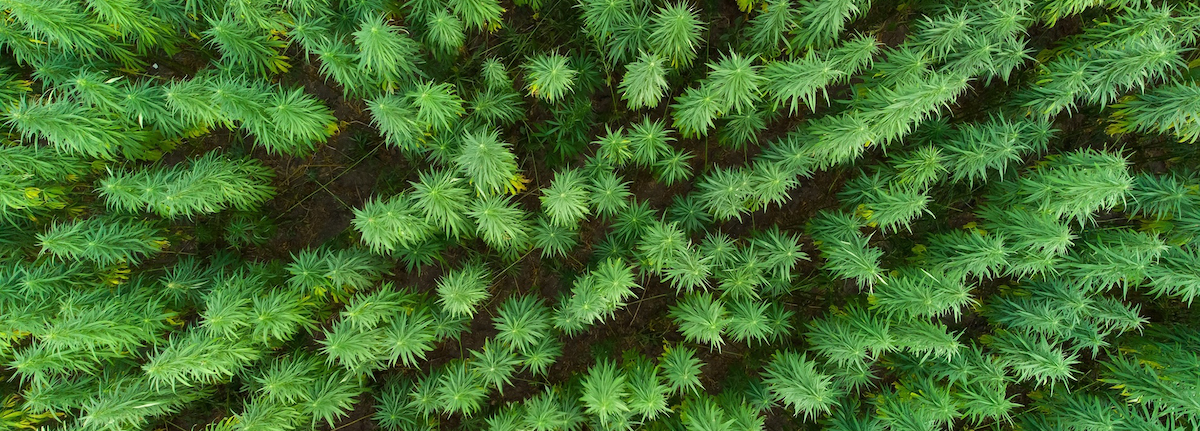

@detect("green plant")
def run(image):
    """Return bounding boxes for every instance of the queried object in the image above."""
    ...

[456,128,522,196]
[470,339,521,392]
[533,217,580,258]
[697,167,753,222]
[662,247,713,293]
[373,379,420,431]
[637,220,687,274]
[649,2,704,68]
[10,2,1200,431]
[521,336,563,376]
[580,359,629,427]
[1111,83,1200,143]
[425,9,466,57]
[369,93,425,153]
[407,81,466,133]
[470,194,532,256]
[745,0,797,56]
[791,0,864,49]
[620,52,669,110]
[410,168,474,239]
[437,360,489,415]
[382,306,438,367]
[762,351,842,419]
[449,0,503,31]
[706,52,764,114]
[660,345,703,396]
[203,16,288,76]
[654,147,695,186]
[354,17,423,90]
[352,195,435,254]
[524,54,577,104]
[540,168,591,228]
[98,152,274,219]
[437,262,492,318]
[671,85,722,138]
[37,216,165,266]
[304,372,364,428]
[6,98,145,159]
[494,295,552,354]
[672,291,724,352]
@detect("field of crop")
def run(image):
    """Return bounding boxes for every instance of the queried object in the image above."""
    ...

[3,0,1200,430]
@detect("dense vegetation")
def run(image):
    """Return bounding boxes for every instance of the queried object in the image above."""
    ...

[3,0,1200,430]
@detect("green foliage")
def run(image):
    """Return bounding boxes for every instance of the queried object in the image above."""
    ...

[456,128,522,196]
[943,117,1055,185]
[577,0,632,43]
[407,81,466,133]
[521,336,563,377]
[745,0,797,56]
[660,345,704,396]
[670,292,729,350]
[672,85,723,138]
[37,216,165,266]
[988,330,1078,387]
[763,56,844,115]
[706,52,764,115]
[540,168,591,228]
[99,152,274,219]
[762,351,842,419]
[792,0,865,49]
[696,167,753,222]
[352,195,435,254]
[437,262,492,318]
[667,194,712,234]
[638,220,687,274]
[383,307,438,367]
[286,247,388,297]
[627,118,674,167]
[437,360,489,415]
[580,359,629,427]
[726,299,776,345]
[1111,83,1200,143]
[410,168,474,239]
[872,268,975,320]
[368,93,425,153]
[305,372,364,428]
[816,231,886,288]
[449,0,504,31]
[9,2,1200,431]
[144,330,262,389]
[373,379,421,431]
[681,396,734,431]
[471,339,521,391]
[924,230,1009,281]
[471,87,526,126]
[494,295,552,354]
[555,257,639,334]
[620,52,669,110]
[7,97,146,159]
[624,354,670,420]
[588,170,632,218]
[203,16,288,76]
[470,194,532,255]
[533,217,580,258]
[999,149,1133,225]
[425,9,466,57]
[524,54,577,103]
[654,147,695,186]
[649,2,705,68]
[354,17,423,90]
